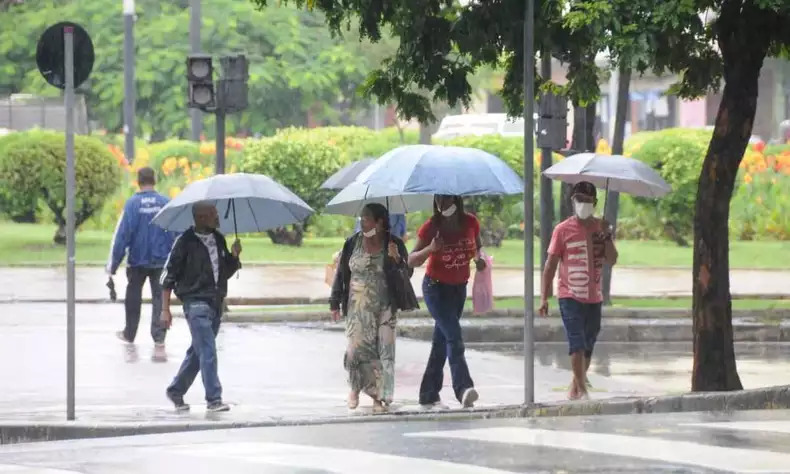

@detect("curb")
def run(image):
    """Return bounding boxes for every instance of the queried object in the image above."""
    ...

[3,385,788,445]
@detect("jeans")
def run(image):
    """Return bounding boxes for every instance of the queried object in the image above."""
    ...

[124,266,165,343]
[166,301,223,404]
[418,277,474,404]
[558,298,602,358]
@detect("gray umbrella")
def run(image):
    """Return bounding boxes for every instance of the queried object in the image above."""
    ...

[320,158,375,190]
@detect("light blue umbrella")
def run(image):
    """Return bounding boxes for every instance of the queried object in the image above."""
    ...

[358,145,524,196]
[324,181,434,216]
[152,173,313,235]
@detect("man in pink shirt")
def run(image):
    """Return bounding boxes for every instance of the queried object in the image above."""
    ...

[539,181,618,400]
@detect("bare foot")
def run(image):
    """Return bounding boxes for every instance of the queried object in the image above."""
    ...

[348,391,360,409]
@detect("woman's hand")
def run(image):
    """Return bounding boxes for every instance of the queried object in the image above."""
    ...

[331,309,341,322]
[388,241,400,262]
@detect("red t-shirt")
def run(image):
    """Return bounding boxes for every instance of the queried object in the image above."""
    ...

[547,217,606,304]
[417,214,480,285]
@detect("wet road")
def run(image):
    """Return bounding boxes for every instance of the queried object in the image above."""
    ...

[478,341,790,394]
[0,303,654,424]
[2,409,790,472]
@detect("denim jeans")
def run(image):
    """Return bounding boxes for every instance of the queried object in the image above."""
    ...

[124,266,165,343]
[166,300,223,404]
[418,277,475,405]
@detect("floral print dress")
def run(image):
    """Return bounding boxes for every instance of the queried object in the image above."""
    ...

[344,237,396,404]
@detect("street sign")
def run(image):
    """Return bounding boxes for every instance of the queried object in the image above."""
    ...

[36,22,94,89]
[35,22,93,421]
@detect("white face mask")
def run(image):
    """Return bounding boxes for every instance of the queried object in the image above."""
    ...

[362,228,377,238]
[573,200,594,220]
[441,204,457,217]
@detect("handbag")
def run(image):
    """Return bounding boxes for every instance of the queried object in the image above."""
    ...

[390,264,419,312]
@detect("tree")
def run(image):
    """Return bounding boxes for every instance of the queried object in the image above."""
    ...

[0,0,386,138]
[250,0,790,391]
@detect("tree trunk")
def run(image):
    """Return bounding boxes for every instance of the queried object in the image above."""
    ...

[562,103,596,220]
[691,37,768,391]
[602,64,631,305]
[267,225,304,246]
[419,122,432,144]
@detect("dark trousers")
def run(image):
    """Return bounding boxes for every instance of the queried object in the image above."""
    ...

[419,277,475,404]
[124,266,166,343]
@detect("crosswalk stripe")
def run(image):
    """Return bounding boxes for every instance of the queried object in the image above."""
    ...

[683,421,790,434]
[166,441,514,474]
[405,427,790,473]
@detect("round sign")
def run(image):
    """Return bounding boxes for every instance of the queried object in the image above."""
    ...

[36,22,95,90]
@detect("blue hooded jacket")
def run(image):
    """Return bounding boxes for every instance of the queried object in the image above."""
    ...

[106,190,175,274]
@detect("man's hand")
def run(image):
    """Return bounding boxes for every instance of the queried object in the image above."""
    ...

[331,309,341,322]
[538,298,549,317]
[388,242,400,261]
[161,308,173,329]
[231,239,242,257]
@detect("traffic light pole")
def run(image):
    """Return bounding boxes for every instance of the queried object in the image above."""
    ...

[189,0,202,141]
[123,0,135,164]
[215,108,225,174]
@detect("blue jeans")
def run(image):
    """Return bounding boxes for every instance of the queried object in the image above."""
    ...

[558,298,602,358]
[419,277,474,405]
[166,301,223,404]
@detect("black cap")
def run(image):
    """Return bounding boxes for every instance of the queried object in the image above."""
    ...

[571,181,596,199]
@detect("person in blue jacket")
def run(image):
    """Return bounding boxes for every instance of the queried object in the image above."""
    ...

[106,167,175,361]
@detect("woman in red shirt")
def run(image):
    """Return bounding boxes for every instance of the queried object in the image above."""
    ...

[409,195,486,408]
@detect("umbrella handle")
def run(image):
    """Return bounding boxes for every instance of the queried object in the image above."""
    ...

[224,199,239,241]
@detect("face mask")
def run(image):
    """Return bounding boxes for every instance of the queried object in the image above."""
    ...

[362,228,377,238]
[573,200,594,220]
[441,204,457,217]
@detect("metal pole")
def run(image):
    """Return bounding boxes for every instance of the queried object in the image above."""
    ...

[539,53,553,273]
[189,0,202,141]
[64,25,76,422]
[123,0,135,164]
[216,109,226,174]
[523,0,535,405]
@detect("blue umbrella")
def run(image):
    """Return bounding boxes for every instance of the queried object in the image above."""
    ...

[152,173,314,236]
[359,145,524,196]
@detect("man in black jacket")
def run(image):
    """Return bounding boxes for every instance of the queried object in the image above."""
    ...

[160,201,241,413]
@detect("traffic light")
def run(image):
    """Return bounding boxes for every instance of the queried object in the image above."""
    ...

[537,92,568,150]
[218,54,248,112]
[186,54,215,111]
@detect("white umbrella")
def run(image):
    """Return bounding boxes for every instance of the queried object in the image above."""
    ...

[152,173,314,235]
[542,153,671,198]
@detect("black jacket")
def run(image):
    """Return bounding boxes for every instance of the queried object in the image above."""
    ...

[329,233,412,317]
[160,227,241,306]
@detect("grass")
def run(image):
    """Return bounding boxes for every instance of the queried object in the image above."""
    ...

[228,297,790,314]
[3,221,790,269]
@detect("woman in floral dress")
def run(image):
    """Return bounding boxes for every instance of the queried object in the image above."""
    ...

[329,203,411,413]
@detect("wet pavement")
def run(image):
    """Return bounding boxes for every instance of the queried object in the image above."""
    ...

[0,303,656,424]
[2,409,790,472]
[3,266,790,302]
[480,341,790,394]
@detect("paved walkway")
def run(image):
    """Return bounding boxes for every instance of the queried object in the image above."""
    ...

[3,266,790,302]
[0,303,658,424]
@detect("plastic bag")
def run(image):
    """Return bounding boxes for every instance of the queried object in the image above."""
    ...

[472,251,494,314]
[325,250,341,287]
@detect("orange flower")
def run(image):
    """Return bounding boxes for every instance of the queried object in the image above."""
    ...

[744,173,753,184]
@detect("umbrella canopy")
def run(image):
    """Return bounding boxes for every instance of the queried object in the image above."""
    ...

[324,181,434,216]
[542,153,671,198]
[320,158,375,190]
[358,145,524,196]
[152,173,314,234]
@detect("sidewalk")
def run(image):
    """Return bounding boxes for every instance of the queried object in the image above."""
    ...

[3,266,790,303]
[0,303,659,425]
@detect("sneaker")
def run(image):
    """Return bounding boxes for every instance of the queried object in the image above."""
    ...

[152,343,167,362]
[461,388,479,408]
[419,399,442,410]
[166,392,190,412]
[207,401,230,413]
[116,331,132,343]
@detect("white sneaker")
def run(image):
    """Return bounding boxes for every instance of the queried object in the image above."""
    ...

[461,388,479,408]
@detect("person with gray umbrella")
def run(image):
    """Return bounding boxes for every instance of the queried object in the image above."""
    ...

[538,181,618,401]
[159,201,242,413]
